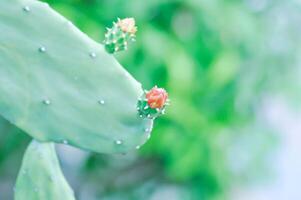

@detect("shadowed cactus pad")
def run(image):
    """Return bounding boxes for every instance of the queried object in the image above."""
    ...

[0,0,153,153]
[14,140,75,200]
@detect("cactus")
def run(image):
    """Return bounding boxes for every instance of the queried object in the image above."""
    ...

[14,140,75,200]
[0,0,153,154]
[0,0,169,198]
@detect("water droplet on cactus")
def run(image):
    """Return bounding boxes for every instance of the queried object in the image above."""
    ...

[62,140,68,144]
[98,100,105,105]
[114,140,123,145]
[144,128,150,132]
[42,99,51,105]
[89,52,96,58]
[38,46,46,53]
[23,6,30,12]
[135,145,140,150]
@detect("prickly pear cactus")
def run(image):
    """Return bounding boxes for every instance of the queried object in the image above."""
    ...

[0,0,170,199]
[15,140,75,200]
[0,0,152,153]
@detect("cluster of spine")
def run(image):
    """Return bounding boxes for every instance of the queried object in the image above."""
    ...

[137,86,169,119]
[103,18,137,54]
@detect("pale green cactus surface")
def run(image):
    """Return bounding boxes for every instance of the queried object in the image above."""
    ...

[14,140,75,200]
[0,0,153,154]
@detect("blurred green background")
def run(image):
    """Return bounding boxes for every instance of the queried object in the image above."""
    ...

[1,0,301,199]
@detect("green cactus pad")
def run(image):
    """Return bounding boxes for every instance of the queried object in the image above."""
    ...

[0,0,153,153]
[14,140,75,200]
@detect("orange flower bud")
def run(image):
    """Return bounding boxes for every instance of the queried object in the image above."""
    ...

[117,18,137,34]
[146,87,168,109]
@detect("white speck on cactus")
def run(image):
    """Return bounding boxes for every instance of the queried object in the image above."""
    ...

[115,140,122,145]
[23,6,30,12]
[38,46,46,53]
[98,100,105,105]
[42,99,51,105]
[89,52,96,58]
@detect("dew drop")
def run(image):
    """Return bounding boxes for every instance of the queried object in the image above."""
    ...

[89,52,96,58]
[38,46,46,53]
[23,6,30,12]
[135,145,140,150]
[144,128,150,132]
[42,99,51,105]
[98,100,105,105]
[62,140,68,144]
[114,140,123,145]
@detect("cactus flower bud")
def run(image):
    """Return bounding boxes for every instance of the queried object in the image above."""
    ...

[146,87,168,109]
[137,86,169,119]
[103,17,137,54]
[117,18,137,35]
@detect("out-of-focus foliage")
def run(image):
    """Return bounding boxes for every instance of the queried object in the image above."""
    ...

[1,0,301,199]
